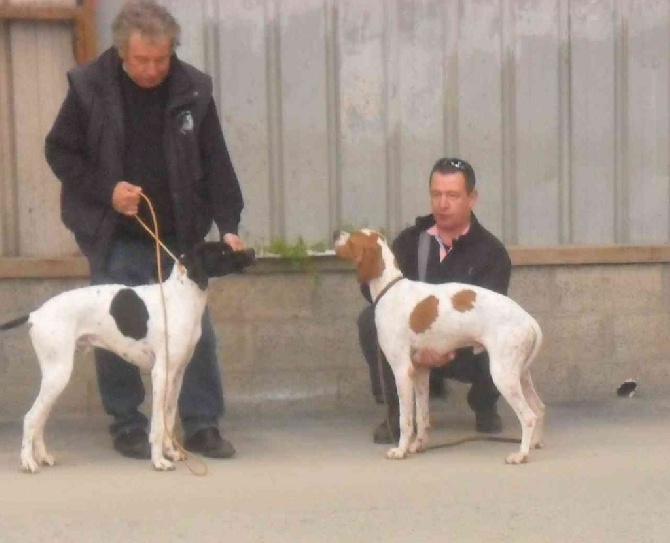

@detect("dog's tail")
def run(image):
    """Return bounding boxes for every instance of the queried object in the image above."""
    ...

[524,318,543,369]
[0,315,29,331]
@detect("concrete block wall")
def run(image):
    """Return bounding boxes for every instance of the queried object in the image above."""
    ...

[1,258,669,421]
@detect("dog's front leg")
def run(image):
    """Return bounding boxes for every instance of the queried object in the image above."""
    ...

[387,363,414,460]
[149,359,175,471]
[162,364,187,462]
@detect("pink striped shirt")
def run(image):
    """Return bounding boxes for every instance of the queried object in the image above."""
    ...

[426,224,471,262]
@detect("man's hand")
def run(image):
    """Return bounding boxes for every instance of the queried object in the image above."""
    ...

[222,233,245,251]
[411,348,456,368]
[112,181,142,216]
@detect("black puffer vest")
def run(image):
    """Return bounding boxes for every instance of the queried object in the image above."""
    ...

[47,48,235,272]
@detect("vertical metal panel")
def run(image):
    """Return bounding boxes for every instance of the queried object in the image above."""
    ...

[9,0,79,257]
[459,0,507,239]
[570,0,617,243]
[626,0,670,243]
[500,0,518,243]
[558,0,572,243]
[613,0,630,243]
[442,0,459,158]
[264,0,285,239]
[0,20,18,255]
[325,0,342,237]
[383,0,401,235]
[278,0,330,241]
[396,0,445,229]
[163,0,207,70]
[211,0,273,243]
[337,0,387,232]
[515,0,561,245]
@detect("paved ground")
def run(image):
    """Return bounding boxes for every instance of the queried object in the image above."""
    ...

[1,395,669,542]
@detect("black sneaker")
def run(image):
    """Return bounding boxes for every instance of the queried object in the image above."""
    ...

[429,377,448,400]
[184,428,236,459]
[113,428,151,459]
[475,411,503,434]
[372,419,400,444]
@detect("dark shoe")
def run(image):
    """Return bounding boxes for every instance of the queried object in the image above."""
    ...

[429,377,448,400]
[475,410,503,434]
[113,428,151,459]
[184,428,236,459]
[373,417,400,444]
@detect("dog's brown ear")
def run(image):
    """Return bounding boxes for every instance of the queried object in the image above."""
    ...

[356,245,384,284]
[335,240,355,261]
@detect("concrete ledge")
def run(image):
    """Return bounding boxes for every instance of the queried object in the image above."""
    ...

[2,244,670,278]
[0,257,90,278]
[1,250,670,419]
[509,244,670,266]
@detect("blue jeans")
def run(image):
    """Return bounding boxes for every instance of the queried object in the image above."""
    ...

[91,236,225,439]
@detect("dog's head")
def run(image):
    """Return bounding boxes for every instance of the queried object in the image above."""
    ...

[181,241,256,290]
[333,229,386,284]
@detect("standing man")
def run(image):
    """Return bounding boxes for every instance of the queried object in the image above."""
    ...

[45,0,244,460]
[358,158,512,443]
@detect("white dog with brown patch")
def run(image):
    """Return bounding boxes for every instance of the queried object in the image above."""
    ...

[335,229,545,464]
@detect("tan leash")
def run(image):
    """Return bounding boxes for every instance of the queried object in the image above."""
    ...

[426,435,520,451]
[136,193,208,476]
[374,346,520,451]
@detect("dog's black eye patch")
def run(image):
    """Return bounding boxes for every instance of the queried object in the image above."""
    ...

[109,288,149,340]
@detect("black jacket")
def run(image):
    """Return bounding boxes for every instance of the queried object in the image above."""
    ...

[45,47,243,272]
[392,213,511,295]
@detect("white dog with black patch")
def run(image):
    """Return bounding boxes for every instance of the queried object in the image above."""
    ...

[335,229,545,464]
[0,242,255,473]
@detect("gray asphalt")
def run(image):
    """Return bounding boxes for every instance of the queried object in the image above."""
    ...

[1,395,669,542]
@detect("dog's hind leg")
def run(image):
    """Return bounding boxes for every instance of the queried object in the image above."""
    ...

[521,324,545,449]
[409,367,430,454]
[488,350,538,465]
[521,370,545,449]
[21,332,75,473]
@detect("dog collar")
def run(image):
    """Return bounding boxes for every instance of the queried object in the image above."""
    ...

[372,276,404,309]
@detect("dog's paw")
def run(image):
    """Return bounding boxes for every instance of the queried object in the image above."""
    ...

[21,457,39,474]
[386,447,408,460]
[164,447,187,462]
[409,438,427,454]
[152,457,176,471]
[36,452,56,467]
[505,452,529,465]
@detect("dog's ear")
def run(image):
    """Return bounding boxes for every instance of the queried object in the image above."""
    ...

[201,243,256,277]
[356,244,384,284]
[180,242,250,288]
[335,231,384,283]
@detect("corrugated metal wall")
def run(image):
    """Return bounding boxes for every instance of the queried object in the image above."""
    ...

[1,0,669,258]
[0,0,82,257]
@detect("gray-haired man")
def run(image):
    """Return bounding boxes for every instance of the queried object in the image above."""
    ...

[45,0,244,459]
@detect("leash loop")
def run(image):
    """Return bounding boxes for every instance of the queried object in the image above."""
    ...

[133,203,181,268]
[136,193,207,476]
